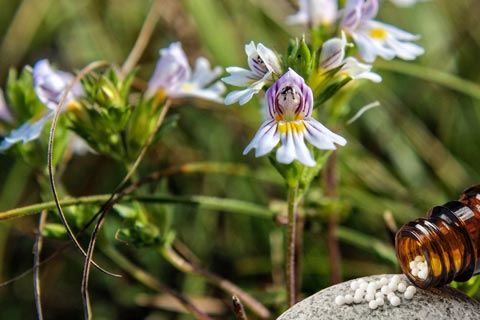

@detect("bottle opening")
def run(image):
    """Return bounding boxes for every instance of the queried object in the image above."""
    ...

[396,235,432,288]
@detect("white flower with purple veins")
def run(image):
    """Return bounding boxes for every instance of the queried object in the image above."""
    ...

[286,0,338,28]
[222,41,282,105]
[243,69,346,167]
[146,42,225,103]
[319,32,382,82]
[341,0,424,63]
[0,59,83,151]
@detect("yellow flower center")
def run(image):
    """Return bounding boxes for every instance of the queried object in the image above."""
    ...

[277,121,306,134]
[275,114,305,134]
[369,28,387,39]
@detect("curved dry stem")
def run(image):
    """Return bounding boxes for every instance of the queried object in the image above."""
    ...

[160,245,271,319]
[102,246,212,320]
[47,60,120,278]
[232,295,249,320]
[33,210,48,320]
[121,0,162,75]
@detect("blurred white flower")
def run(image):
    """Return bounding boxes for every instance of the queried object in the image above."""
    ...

[286,0,338,28]
[341,0,424,63]
[0,89,12,123]
[222,41,282,105]
[0,59,83,151]
[243,69,346,167]
[390,0,426,7]
[319,32,382,82]
[146,42,225,103]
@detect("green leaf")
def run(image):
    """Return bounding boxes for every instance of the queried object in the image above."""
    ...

[314,77,351,108]
[41,223,69,240]
[116,220,161,248]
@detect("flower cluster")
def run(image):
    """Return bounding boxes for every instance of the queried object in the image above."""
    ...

[0,43,225,154]
[287,0,424,63]
[341,0,424,62]
[223,42,353,167]
[221,0,426,167]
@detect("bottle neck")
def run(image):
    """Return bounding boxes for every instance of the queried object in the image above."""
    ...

[396,188,480,288]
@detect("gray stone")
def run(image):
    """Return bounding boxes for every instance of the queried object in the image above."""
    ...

[277,274,480,320]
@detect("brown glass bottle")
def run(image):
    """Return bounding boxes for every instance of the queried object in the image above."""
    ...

[395,185,480,288]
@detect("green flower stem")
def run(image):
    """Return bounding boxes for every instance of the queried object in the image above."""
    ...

[101,245,212,320]
[0,194,274,221]
[159,245,271,319]
[286,181,299,307]
[375,60,480,100]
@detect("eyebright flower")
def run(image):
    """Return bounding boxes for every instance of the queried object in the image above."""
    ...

[243,68,346,167]
[319,32,382,82]
[0,59,83,151]
[146,42,225,103]
[341,0,424,63]
[222,41,282,105]
[286,0,338,28]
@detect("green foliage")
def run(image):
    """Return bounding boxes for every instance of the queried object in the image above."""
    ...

[5,67,44,122]
[286,37,315,80]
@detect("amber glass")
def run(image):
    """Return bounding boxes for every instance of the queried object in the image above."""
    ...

[395,185,480,288]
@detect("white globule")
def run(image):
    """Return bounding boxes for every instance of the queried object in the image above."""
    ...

[350,280,359,290]
[388,282,398,291]
[381,285,391,295]
[409,255,429,281]
[376,297,384,306]
[335,295,345,305]
[368,300,378,310]
[334,275,419,310]
[406,285,417,294]
[404,290,414,300]
[390,296,401,307]
[397,282,407,293]
[365,293,375,302]
[344,294,353,304]
[353,294,363,304]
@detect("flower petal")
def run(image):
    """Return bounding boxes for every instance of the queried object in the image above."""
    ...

[257,43,282,75]
[222,67,257,86]
[292,130,316,166]
[33,59,83,110]
[276,131,296,164]
[304,118,347,149]
[243,119,279,156]
[341,57,382,82]
[190,57,222,87]
[146,42,191,97]
[224,77,267,106]
[320,32,348,70]
[0,112,53,151]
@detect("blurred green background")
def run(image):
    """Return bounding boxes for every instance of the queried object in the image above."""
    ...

[1,0,480,319]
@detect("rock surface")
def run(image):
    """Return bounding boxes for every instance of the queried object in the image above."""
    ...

[277,274,480,320]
